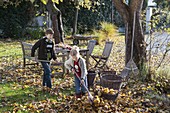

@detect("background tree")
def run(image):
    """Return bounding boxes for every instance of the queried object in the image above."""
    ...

[0,0,35,38]
[46,0,64,44]
[72,0,79,36]
[0,0,115,39]
[112,0,147,71]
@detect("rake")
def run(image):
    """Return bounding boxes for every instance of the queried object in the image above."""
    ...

[74,71,94,104]
[121,12,139,79]
[31,57,62,65]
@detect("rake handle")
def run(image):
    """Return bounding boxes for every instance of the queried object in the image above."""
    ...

[74,71,90,94]
[131,11,136,59]
[73,70,93,101]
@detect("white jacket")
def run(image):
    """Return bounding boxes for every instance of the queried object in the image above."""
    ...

[65,56,88,79]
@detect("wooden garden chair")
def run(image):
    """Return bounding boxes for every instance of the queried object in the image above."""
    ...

[20,41,39,67]
[91,41,113,69]
[84,40,96,56]
[20,41,65,75]
[81,40,96,59]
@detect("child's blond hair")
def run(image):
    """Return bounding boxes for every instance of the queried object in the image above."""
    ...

[70,46,80,57]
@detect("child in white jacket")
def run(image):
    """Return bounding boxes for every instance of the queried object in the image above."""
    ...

[65,46,88,98]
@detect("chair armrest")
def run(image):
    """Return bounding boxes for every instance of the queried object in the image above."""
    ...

[100,55,108,59]
[91,55,102,59]
[56,54,67,57]
[51,62,64,66]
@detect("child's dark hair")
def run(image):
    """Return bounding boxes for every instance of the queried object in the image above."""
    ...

[45,28,54,35]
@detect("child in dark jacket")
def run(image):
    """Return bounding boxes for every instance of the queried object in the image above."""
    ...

[31,28,58,88]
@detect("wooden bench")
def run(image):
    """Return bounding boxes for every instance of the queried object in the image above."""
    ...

[20,41,38,67]
[20,41,66,76]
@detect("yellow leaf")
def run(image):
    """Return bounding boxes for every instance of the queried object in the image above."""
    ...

[84,0,89,4]
[13,103,19,107]
[24,85,29,88]
[128,91,132,95]
[142,87,146,90]
[52,71,55,74]
[41,0,47,5]
[30,0,35,3]
[167,94,170,98]
[53,0,59,4]
[121,93,126,97]
[63,95,66,99]
[87,5,91,10]
[29,103,33,108]
[147,85,151,89]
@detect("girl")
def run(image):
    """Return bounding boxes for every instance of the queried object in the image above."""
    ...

[65,46,88,98]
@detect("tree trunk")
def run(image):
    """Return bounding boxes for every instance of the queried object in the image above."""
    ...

[72,7,78,36]
[46,0,64,44]
[112,0,146,69]
[51,14,60,43]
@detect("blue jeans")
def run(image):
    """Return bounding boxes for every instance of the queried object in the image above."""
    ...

[41,62,52,88]
[74,75,88,94]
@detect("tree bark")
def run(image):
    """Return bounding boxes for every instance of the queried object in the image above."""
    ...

[112,0,146,68]
[46,0,64,44]
[72,1,79,36]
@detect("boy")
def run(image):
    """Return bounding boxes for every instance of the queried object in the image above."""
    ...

[31,28,58,88]
[65,46,88,98]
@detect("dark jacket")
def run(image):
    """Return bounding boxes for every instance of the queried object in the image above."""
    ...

[31,37,56,61]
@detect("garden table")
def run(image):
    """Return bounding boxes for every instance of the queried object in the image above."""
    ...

[55,47,89,74]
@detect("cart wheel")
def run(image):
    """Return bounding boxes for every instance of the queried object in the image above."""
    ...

[73,39,79,45]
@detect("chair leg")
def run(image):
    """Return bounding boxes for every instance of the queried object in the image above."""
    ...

[95,59,109,69]
[94,58,101,68]
[91,56,98,63]
[23,58,26,68]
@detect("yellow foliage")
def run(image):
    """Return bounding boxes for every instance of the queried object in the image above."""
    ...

[52,0,59,4]
[41,0,47,4]
[109,89,117,95]
[40,0,62,5]
[93,22,119,44]
[84,0,89,4]
[94,96,100,104]
[103,88,109,93]
[52,71,55,74]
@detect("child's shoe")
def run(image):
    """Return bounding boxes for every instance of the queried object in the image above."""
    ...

[75,93,82,98]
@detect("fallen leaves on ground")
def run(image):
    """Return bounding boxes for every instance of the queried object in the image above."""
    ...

[0,39,170,112]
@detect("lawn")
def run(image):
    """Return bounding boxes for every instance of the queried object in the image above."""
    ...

[0,38,170,112]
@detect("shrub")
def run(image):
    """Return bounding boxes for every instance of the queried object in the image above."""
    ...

[154,66,170,93]
[156,66,170,80]
[93,22,118,44]
[23,27,44,40]
[0,0,35,39]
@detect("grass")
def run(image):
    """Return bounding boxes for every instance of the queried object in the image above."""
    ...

[0,38,75,112]
[0,75,74,112]
[156,66,170,79]
[0,81,62,112]
[0,39,38,58]
[0,40,22,58]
